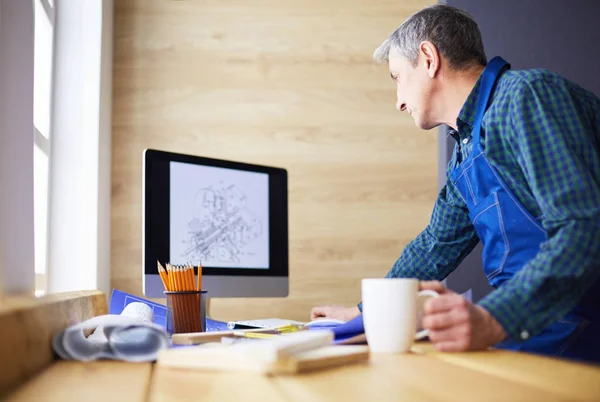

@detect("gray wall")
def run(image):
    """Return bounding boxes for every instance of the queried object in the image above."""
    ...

[440,0,600,302]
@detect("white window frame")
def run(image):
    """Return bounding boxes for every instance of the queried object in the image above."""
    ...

[33,0,56,296]
[46,0,113,296]
[0,0,112,296]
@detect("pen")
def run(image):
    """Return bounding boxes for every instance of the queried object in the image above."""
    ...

[232,331,279,339]
[275,324,302,333]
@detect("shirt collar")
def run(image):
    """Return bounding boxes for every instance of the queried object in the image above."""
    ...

[456,74,483,134]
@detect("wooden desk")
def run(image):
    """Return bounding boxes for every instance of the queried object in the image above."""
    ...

[8,343,600,402]
[3,292,599,401]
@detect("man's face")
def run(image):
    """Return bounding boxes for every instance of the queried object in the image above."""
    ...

[388,49,436,130]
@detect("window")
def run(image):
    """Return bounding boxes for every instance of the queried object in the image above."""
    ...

[33,0,54,296]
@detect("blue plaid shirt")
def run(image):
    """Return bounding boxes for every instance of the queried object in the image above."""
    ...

[360,68,600,341]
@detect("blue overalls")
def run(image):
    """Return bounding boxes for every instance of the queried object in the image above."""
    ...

[450,56,600,364]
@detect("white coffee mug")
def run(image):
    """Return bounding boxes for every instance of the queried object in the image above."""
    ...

[362,278,439,353]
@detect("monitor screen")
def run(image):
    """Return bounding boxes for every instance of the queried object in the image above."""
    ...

[142,149,288,298]
[169,161,270,269]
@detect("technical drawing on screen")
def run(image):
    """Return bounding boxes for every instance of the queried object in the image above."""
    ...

[169,162,269,269]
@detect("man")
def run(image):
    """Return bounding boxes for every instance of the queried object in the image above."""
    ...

[311,4,600,363]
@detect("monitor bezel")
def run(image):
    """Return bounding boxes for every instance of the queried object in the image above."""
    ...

[143,148,288,279]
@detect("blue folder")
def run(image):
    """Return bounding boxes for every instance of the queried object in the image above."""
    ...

[307,315,366,344]
[108,289,229,331]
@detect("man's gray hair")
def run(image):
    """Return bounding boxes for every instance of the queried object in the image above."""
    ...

[373,4,487,70]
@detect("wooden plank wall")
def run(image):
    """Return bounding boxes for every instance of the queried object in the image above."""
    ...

[111,0,436,321]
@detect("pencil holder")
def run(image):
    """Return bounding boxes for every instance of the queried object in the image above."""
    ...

[165,290,207,335]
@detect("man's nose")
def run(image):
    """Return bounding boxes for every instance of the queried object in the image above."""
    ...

[396,100,406,112]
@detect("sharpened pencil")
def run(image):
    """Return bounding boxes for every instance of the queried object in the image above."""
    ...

[157,261,170,291]
[197,262,203,291]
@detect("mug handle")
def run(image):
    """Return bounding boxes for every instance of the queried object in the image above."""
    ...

[415,289,439,340]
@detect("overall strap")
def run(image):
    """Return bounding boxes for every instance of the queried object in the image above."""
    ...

[472,56,510,146]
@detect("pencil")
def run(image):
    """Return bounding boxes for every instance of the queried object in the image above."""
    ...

[189,264,198,329]
[183,265,194,330]
[197,262,203,291]
[175,265,182,291]
[168,264,175,292]
[190,264,196,291]
[192,263,202,331]
[174,265,182,329]
[185,264,193,291]
[181,265,186,291]
[157,261,170,291]
[182,264,188,291]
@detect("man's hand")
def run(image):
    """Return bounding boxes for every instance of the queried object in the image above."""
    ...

[419,281,507,352]
[310,305,360,321]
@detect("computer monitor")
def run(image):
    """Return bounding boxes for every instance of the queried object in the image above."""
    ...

[142,149,289,298]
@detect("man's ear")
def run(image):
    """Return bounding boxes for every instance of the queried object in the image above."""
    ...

[419,41,440,78]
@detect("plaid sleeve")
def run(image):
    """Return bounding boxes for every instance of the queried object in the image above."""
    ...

[479,77,600,340]
[358,176,479,311]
